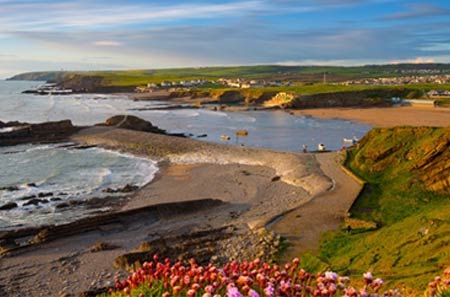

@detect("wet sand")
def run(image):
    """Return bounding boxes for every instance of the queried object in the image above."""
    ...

[271,152,363,262]
[0,127,333,296]
[293,106,450,127]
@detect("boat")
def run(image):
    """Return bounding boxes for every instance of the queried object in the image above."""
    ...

[220,135,231,141]
[343,136,358,144]
[236,130,248,136]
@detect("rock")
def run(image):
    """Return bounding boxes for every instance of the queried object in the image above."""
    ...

[216,90,244,104]
[38,192,53,198]
[0,186,19,191]
[102,184,138,193]
[271,176,281,182]
[103,115,167,134]
[55,203,69,209]
[0,120,4,128]
[0,202,18,210]
[23,198,48,206]
[19,194,37,200]
[50,197,62,201]
[90,241,118,252]
[27,183,37,187]
[0,120,79,147]
[197,134,208,138]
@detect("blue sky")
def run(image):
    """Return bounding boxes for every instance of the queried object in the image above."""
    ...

[1,0,450,77]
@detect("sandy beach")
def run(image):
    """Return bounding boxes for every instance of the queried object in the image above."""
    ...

[0,126,335,296]
[293,106,450,127]
[272,152,363,262]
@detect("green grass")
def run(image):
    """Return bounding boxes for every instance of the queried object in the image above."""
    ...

[313,126,450,294]
[10,63,450,87]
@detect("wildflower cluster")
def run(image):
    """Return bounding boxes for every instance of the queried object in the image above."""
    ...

[426,268,450,297]
[108,254,402,296]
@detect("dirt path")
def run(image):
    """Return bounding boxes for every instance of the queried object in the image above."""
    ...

[271,152,363,261]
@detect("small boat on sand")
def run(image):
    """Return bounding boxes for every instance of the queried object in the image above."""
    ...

[343,136,358,144]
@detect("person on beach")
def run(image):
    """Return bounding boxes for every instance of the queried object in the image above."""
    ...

[302,144,308,153]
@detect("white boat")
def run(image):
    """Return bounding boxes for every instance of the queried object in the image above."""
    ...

[343,136,358,144]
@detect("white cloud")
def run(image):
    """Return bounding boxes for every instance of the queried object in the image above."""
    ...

[0,1,266,31]
[93,40,122,47]
[388,57,436,64]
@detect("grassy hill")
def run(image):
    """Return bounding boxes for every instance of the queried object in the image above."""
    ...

[8,63,450,86]
[316,126,450,294]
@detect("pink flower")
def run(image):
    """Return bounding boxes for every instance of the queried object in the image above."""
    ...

[325,271,338,282]
[248,289,260,297]
[227,286,244,297]
[363,272,373,284]
[373,278,384,286]
[264,282,275,297]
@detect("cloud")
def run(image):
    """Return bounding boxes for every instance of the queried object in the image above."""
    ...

[0,1,267,31]
[384,3,450,20]
[388,57,436,64]
[12,21,446,68]
[1,0,449,75]
[93,41,122,47]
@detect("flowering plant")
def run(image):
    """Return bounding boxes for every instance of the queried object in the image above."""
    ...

[104,255,405,297]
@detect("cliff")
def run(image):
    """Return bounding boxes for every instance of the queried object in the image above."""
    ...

[319,125,450,292]
[352,126,450,194]
[7,71,67,82]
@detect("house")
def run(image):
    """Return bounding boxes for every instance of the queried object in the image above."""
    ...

[427,89,450,97]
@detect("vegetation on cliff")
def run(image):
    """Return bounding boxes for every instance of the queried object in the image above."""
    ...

[98,255,450,296]
[317,126,450,293]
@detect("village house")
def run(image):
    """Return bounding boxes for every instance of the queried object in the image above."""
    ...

[427,89,450,97]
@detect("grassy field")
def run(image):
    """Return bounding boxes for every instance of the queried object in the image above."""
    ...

[199,83,450,96]
[309,126,450,294]
[9,63,450,86]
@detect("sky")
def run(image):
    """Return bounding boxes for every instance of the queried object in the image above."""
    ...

[1,0,450,78]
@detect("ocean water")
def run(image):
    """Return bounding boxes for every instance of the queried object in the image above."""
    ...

[0,143,158,229]
[0,80,371,229]
[0,80,371,151]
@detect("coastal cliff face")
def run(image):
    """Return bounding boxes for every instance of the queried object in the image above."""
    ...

[352,126,450,194]
[7,71,66,82]
[288,90,394,108]
[319,126,450,292]
[56,74,136,93]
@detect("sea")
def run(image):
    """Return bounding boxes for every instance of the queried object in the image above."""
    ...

[0,80,371,229]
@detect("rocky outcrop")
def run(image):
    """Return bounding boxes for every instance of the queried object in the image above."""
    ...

[0,199,225,254]
[102,115,167,134]
[7,71,66,82]
[287,90,395,109]
[0,202,18,211]
[0,120,81,146]
[351,126,450,194]
[0,121,5,128]
[216,90,244,104]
